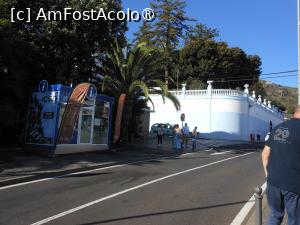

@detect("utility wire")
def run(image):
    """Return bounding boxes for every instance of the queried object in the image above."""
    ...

[261,70,298,76]
[206,70,298,81]
[213,74,297,83]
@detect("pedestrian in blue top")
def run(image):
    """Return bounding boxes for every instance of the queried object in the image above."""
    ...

[262,105,300,225]
[173,124,182,151]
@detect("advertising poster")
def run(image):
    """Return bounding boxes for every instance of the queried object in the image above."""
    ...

[56,83,90,144]
[25,91,59,145]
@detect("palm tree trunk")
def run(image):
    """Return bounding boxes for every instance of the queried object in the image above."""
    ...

[121,98,134,143]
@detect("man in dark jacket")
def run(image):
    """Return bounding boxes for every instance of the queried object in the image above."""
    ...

[262,105,300,225]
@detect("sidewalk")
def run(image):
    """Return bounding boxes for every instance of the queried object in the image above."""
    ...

[245,193,288,225]
[0,140,172,186]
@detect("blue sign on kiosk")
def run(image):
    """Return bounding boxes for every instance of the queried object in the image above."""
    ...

[39,80,49,93]
[25,83,114,156]
[86,84,97,100]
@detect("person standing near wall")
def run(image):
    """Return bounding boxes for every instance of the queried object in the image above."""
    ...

[157,124,163,147]
[191,126,198,151]
[257,130,261,141]
[182,123,190,148]
[173,124,182,151]
[269,120,273,132]
[261,105,300,225]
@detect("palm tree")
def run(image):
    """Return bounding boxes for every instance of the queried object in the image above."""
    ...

[100,40,180,143]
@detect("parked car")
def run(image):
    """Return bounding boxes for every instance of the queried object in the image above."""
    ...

[150,123,174,136]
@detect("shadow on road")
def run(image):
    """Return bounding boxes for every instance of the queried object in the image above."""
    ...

[61,172,112,178]
[78,200,254,225]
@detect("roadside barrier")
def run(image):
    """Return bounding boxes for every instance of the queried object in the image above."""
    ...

[254,187,263,225]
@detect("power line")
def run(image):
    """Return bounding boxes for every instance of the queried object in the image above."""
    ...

[261,70,298,76]
[213,74,297,83]
[261,74,297,79]
[203,69,298,81]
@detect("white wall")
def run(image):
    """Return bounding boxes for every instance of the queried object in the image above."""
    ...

[148,90,284,141]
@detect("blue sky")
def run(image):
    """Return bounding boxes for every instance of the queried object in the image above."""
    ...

[122,0,298,88]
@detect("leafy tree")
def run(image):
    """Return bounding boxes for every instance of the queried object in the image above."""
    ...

[185,23,219,43]
[100,40,180,142]
[0,0,127,145]
[250,82,267,98]
[185,78,206,90]
[135,0,192,86]
[133,21,154,46]
[179,38,261,89]
[268,98,286,112]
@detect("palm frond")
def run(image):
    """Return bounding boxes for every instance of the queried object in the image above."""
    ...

[165,92,181,111]
[150,80,168,96]
[101,75,121,94]
[128,80,150,98]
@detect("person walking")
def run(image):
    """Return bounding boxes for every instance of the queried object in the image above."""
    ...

[182,123,190,148]
[157,124,163,146]
[191,126,198,151]
[262,105,300,225]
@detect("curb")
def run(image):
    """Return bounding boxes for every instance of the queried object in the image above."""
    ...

[0,149,183,188]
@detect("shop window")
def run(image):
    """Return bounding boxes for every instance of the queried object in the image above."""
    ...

[93,99,110,144]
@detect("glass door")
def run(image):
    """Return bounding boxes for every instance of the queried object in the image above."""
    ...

[78,106,94,144]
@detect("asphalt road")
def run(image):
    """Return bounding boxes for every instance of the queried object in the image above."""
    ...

[0,148,265,225]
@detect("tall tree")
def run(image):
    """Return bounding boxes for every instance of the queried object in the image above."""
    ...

[179,39,261,89]
[135,0,192,86]
[101,40,180,142]
[185,23,219,43]
[133,21,154,46]
[0,0,127,145]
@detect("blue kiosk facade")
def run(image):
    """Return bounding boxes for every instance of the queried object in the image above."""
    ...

[25,83,114,155]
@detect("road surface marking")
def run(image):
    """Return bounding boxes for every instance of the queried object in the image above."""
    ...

[204,148,214,152]
[230,182,267,225]
[210,150,232,155]
[0,151,206,190]
[30,152,254,225]
[181,153,194,156]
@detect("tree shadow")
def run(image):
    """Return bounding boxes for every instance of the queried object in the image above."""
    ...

[61,172,112,178]
[78,200,253,225]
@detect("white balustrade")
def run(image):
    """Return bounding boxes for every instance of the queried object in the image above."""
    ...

[152,88,283,119]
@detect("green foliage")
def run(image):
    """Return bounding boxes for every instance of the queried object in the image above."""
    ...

[179,39,261,89]
[134,0,260,90]
[251,82,266,97]
[268,98,286,112]
[134,0,193,85]
[101,40,180,142]
[253,81,298,117]
[185,23,219,42]
[0,0,127,145]
[185,78,206,90]
[133,21,155,46]
[101,40,180,110]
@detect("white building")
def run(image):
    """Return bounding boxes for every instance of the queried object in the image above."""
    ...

[148,81,284,141]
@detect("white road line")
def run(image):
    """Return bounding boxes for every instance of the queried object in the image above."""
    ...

[210,150,232,155]
[30,152,254,225]
[204,148,214,152]
[0,151,200,191]
[230,182,267,225]
[181,153,194,156]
